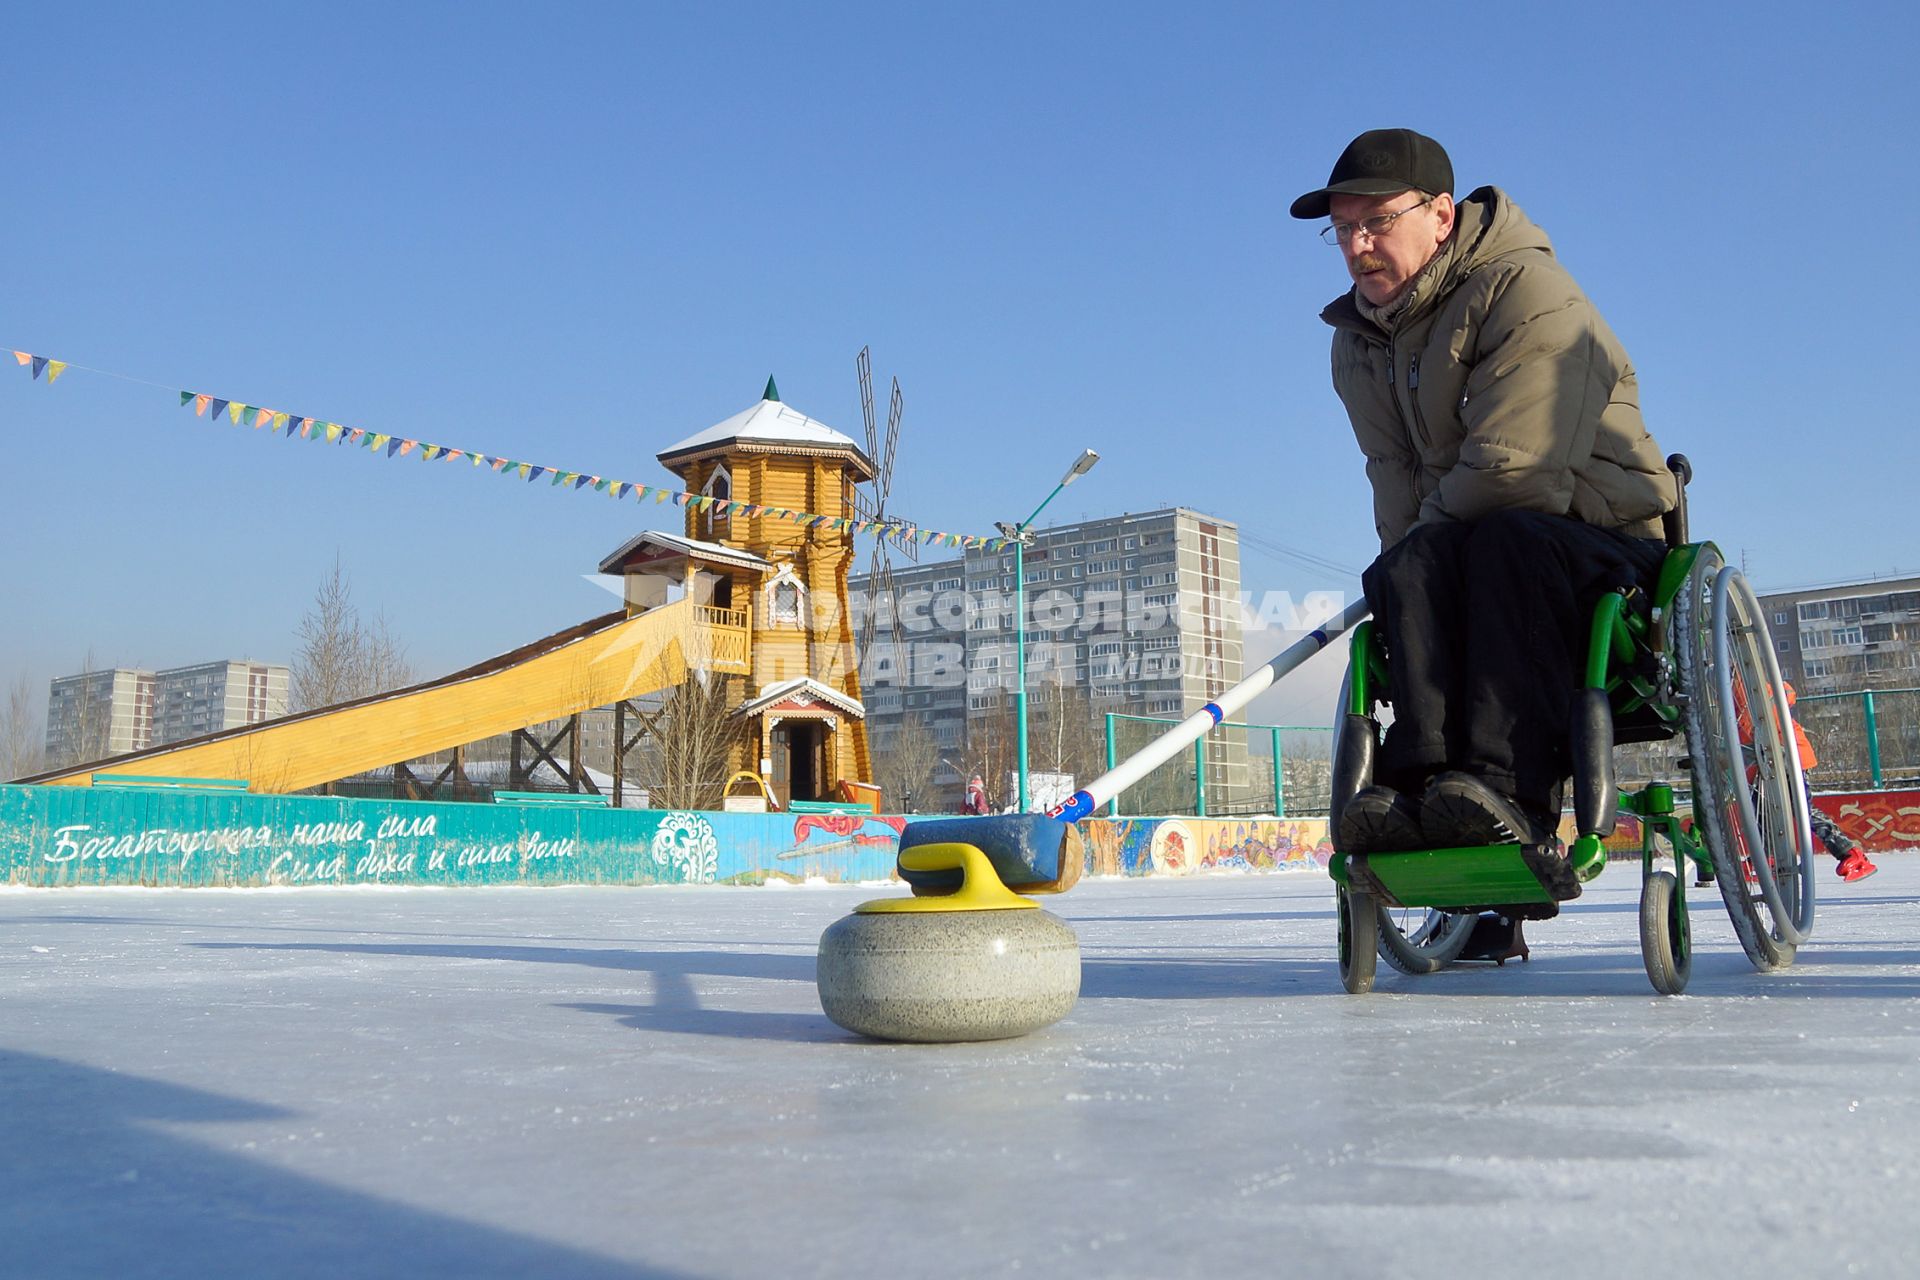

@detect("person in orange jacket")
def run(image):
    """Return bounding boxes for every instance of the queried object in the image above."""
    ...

[1735,679,1878,882]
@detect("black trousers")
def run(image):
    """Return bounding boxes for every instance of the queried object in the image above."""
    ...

[1360,509,1669,815]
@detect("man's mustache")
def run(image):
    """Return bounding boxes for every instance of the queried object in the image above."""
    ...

[1350,255,1390,274]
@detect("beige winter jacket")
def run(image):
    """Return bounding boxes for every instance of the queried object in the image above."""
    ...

[1323,186,1676,550]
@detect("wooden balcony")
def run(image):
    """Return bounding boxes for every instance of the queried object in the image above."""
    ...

[692,605,752,673]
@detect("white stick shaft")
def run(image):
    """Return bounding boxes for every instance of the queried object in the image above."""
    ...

[1049,598,1371,820]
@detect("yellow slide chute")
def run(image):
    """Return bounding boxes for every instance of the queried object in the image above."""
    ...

[27,599,747,794]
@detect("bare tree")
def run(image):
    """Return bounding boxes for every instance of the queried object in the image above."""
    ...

[364,611,417,697]
[633,673,748,810]
[291,557,415,712]
[44,651,114,770]
[1,673,45,780]
[961,698,1017,812]
[1028,677,1107,789]
[874,711,942,812]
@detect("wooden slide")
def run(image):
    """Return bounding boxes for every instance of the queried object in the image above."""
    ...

[24,598,746,794]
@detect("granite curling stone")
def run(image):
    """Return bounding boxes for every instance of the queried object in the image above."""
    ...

[816,843,1081,1043]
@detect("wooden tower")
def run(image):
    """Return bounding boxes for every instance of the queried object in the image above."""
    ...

[601,379,875,807]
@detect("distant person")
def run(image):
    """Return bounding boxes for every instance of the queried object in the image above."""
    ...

[1725,678,1878,883]
[1773,684,1877,882]
[964,773,989,816]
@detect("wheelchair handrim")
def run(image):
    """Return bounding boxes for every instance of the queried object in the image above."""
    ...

[1708,565,1816,944]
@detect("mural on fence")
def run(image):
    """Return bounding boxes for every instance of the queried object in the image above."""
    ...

[1817,789,1920,852]
[22,781,1907,890]
[2,784,1343,890]
[1079,818,1334,877]
[0,784,911,889]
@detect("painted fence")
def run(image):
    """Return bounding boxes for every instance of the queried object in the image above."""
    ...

[0,784,910,889]
[0,784,1342,890]
[1813,788,1920,852]
[13,781,1902,892]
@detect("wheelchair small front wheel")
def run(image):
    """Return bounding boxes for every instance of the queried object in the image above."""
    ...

[1337,884,1380,993]
[1639,869,1691,995]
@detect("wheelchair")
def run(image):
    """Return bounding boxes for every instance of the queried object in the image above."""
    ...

[1328,456,1818,996]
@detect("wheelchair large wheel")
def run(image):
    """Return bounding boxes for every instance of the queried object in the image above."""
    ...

[1337,884,1379,994]
[1672,547,1816,970]
[1377,905,1476,974]
[1639,869,1691,995]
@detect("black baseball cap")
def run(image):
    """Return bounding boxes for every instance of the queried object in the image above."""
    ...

[1289,128,1453,220]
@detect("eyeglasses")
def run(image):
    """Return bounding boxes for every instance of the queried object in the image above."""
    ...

[1319,195,1434,246]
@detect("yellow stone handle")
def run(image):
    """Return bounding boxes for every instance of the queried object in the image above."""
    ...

[855,843,1039,914]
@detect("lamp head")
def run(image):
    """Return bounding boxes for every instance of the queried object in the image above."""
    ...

[1060,449,1100,485]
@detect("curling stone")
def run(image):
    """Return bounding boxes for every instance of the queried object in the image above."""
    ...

[817,842,1080,1043]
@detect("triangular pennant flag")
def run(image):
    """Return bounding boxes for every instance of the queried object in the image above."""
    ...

[491,457,509,471]
[421,445,441,462]
[367,433,386,450]
[444,449,463,462]
[573,475,592,489]
[31,356,48,379]
[46,361,67,383]
[241,405,259,427]
[527,466,544,481]
[325,424,342,443]
[194,394,211,416]
[654,489,668,503]
[272,413,290,432]
[227,401,245,424]
[12,351,30,367]
[516,463,531,478]
[209,398,229,419]
[180,391,194,407]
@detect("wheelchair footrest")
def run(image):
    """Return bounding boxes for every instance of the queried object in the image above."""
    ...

[1344,841,1582,911]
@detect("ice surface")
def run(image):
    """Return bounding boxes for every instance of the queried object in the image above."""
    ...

[5,857,1918,1279]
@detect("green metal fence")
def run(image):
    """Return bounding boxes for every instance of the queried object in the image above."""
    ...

[1797,687,1920,790]
[1103,713,1334,818]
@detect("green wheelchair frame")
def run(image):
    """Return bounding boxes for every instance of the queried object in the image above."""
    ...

[1328,457,1818,996]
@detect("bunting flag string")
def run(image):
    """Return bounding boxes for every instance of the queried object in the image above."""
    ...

[8,346,1011,552]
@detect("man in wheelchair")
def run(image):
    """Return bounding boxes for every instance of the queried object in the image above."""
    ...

[1292,129,1678,857]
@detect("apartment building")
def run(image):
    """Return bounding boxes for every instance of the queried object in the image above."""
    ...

[44,660,289,767]
[1757,574,1920,693]
[852,506,1247,811]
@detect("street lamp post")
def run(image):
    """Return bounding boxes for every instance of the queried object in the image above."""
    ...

[996,448,1100,813]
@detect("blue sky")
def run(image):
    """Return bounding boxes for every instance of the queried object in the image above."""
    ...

[4,0,1916,727]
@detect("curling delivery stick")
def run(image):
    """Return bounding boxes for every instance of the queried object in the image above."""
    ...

[1047,596,1372,821]
[895,596,1371,896]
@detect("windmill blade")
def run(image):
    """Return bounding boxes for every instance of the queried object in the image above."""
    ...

[857,542,910,690]
[857,346,877,460]
[881,377,902,499]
